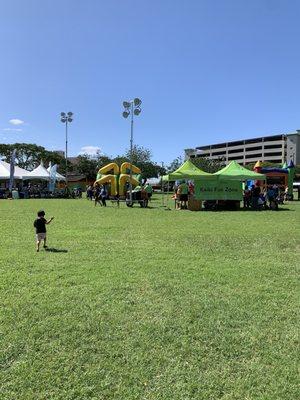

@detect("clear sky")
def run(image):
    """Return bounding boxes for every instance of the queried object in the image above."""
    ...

[1,0,300,164]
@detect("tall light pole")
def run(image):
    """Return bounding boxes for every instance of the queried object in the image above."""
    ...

[122,98,142,202]
[60,111,73,185]
[161,161,165,207]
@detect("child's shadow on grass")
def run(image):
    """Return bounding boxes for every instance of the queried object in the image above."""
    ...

[45,248,68,253]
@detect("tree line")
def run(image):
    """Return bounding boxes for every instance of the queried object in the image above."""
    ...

[0,143,167,180]
[0,143,65,171]
[77,145,166,180]
[3,142,288,181]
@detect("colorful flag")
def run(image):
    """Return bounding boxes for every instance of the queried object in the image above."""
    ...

[9,149,16,191]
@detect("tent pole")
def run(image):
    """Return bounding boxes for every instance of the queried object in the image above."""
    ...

[162,176,165,207]
[161,162,165,207]
[167,179,169,209]
[167,179,171,210]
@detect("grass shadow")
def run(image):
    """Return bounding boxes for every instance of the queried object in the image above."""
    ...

[45,248,68,253]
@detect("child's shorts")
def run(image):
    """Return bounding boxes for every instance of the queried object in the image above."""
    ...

[36,233,46,241]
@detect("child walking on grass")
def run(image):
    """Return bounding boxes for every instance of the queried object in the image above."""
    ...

[34,210,54,252]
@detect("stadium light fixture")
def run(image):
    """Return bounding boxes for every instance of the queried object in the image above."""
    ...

[60,111,74,186]
[122,98,142,203]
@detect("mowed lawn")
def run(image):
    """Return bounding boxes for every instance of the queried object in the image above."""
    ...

[0,196,299,400]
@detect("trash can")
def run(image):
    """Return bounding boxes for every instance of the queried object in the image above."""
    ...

[188,196,202,211]
[12,190,19,199]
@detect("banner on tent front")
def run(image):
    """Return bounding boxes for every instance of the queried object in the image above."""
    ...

[9,149,16,191]
[194,180,243,201]
[48,164,57,192]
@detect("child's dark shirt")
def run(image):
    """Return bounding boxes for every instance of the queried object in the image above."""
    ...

[34,218,47,233]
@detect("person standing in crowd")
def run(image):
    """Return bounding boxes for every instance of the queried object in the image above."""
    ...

[94,184,102,206]
[100,185,107,207]
[172,184,180,209]
[267,185,278,210]
[251,184,261,209]
[261,188,268,209]
[86,185,93,200]
[273,184,279,200]
[243,185,251,209]
[284,186,289,201]
[188,182,194,196]
[144,182,153,201]
[133,184,141,192]
[178,180,189,209]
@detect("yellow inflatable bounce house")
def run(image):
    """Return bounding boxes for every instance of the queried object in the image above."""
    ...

[94,162,141,197]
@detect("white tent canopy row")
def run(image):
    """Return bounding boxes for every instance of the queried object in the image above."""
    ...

[23,162,51,180]
[47,166,66,181]
[0,162,10,179]
[0,160,65,181]
[0,160,31,179]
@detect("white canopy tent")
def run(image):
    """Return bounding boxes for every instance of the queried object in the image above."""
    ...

[146,177,161,186]
[47,165,66,181]
[0,160,31,179]
[24,162,50,181]
[0,160,65,182]
[0,162,10,179]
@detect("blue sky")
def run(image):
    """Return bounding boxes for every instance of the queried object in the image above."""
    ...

[1,0,300,164]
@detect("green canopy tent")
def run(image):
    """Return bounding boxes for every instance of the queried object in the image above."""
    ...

[162,160,213,181]
[213,160,266,181]
[194,161,266,202]
[162,160,215,208]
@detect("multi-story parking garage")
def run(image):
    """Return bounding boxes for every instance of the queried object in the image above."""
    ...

[185,131,300,165]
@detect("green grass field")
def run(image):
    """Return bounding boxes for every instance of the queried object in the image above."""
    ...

[0,196,299,400]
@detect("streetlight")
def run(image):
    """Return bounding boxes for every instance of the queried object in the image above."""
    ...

[122,98,142,203]
[60,111,73,185]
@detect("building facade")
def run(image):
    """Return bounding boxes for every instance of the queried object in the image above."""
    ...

[185,131,300,165]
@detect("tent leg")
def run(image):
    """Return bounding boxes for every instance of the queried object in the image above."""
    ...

[167,180,171,210]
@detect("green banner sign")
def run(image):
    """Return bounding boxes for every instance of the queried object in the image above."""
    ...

[194,180,243,200]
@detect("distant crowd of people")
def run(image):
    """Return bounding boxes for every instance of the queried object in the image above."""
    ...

[243,184,289,210]
[0,183,83,199]
[172,181,194,209]
[86,182,153,207]
[0,183,49,199]
[25,183,49,198]
[131,182,153,200]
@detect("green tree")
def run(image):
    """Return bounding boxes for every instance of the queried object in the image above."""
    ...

[137,162,165,180]
[97,155,113,169]
[191,157,226,173]
[112,155,128,167]
[122,145,163,179]
[57,159,74,175]
[125,145,152,164]
[77,155,99,180]
[74,146,165,180]
[167,156,183,172]
[0,143,64,170]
